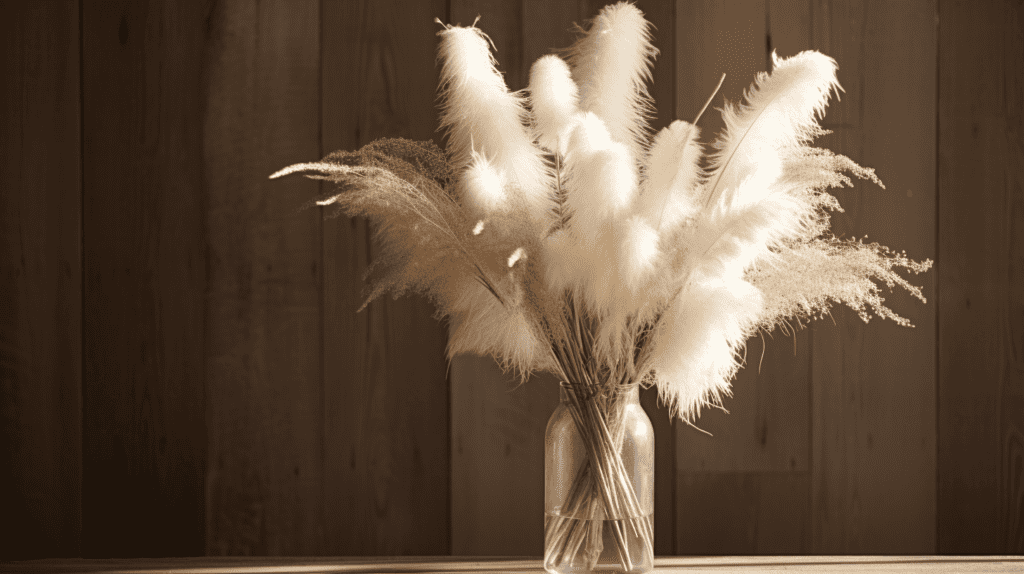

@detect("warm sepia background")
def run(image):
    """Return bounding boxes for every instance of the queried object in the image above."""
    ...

[1,0,1021,560]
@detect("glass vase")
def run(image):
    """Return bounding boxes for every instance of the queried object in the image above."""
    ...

[543,382,654,574]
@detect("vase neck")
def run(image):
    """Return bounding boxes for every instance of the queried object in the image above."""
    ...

[558,382,640,405]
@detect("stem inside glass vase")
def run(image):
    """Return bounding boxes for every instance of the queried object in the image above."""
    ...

[544,381,654,574]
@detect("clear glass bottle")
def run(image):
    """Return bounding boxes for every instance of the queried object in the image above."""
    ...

[543,382,654,574]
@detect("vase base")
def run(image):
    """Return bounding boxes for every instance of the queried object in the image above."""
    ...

[543,513,653,574]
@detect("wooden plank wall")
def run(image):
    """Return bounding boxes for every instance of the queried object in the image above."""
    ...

[320,0,450,556]
[0,0,82,559]
[673,0,815,555]
[813,1,937,554]
[937,0,1024,554]
[0,0,1021,560]
[204,0,323,555]
[80,0,208,557]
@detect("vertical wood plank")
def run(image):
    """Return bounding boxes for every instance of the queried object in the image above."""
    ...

[673,0,770,477]
[808,0,937,554]
[675,0,813,556]
[450,355,561,555]
[321,0,451,555]
[676,471,810,554]
[204,0,323,555]
[675,0,812,478]
[630,0,679,556]
[448,0,564,555]
[674,330,810,474]
[804,0,868,554]
[674,0,767,156]
[0,0,82,560]
[1000,1,1024,552]
[938,0,1024,554]
[81,0,207,557]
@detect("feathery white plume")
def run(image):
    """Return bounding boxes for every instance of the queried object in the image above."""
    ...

[547,111,638,317]
[650,272,763,422]
[617,215,661,295]
[674,50,843,288]
[566,1,657,163]
[529,55,581,156]
[460,150,508,218]
[563,112,637,243]
[437,22,552,229]
[681,188,819,282]
[447,280,553,380]
[704,50,839,212]
[588,214,663,364]
[638,121,703,233]
[580,226,624,313]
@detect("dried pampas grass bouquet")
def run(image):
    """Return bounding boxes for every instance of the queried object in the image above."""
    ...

[270,2,931,571]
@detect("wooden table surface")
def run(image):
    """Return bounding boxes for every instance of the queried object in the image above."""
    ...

[2,556,1021,573]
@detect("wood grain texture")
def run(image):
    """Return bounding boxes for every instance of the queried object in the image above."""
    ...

[806,0,937,554]
[447,0,565,556]
[0,0,82,560]
[674,0,768,155]
[676,472,810,554]
[321,0,451,555]
[450,356,560,555]
[80,0,207,557]
[675,0,813,475]
[938,0,1024,554]
[674,0,813,556]
[204,0,323,555]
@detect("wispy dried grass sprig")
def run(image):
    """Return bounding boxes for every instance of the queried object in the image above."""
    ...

[748,236,931,331]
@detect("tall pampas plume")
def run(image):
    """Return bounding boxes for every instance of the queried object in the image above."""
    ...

[539,111,628,300]
[540,227,582,297]
[588,213,663,365]
[682,188,821,284]
[564,112,637,243]
[551,111,638,316]
[566,1,657,164]
[529,55,580,156]
[650,273,764,422]
[638,120,704,233]
[436,21,551,229]
[675,50,845,290]
[704,50,840,212]
[617,215,661,295]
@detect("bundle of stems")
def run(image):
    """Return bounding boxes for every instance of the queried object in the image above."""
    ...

[543,383,652,572]
[542,291,654,572]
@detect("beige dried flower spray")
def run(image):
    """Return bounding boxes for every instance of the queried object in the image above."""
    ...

[270,2,932,570]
